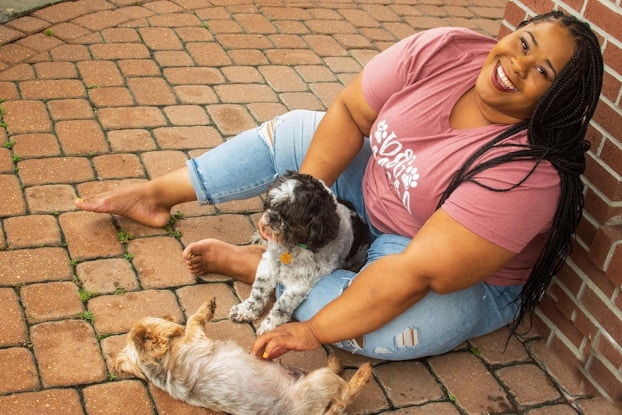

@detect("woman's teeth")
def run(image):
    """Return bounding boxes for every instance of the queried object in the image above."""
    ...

[497,64,517,91]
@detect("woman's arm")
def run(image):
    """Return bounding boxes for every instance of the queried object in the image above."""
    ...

[299,72,378,186]
[252,208,516,359]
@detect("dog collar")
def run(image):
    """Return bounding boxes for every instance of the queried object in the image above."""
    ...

[280,244,308,264]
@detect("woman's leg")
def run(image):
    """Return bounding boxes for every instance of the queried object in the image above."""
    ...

[289,234,523,360]
[75,167,196,228]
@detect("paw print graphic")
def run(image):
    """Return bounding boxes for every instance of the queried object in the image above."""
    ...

[401,165,419,190]
[374,120,389,142]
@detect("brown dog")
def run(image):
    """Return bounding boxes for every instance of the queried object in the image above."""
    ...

[116,297,372,415]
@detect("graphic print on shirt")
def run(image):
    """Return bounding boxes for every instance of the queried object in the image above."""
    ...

[372,119,419,213]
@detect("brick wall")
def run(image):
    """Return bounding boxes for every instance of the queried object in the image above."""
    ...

[500,0,622,401]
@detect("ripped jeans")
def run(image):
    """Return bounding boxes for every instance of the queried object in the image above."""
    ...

[187,110,522,360]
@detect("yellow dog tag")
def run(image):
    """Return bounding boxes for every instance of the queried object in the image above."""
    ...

[280,252,293,264]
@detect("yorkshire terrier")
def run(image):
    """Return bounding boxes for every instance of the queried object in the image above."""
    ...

[229,171,372,334]
[116,297,372,415]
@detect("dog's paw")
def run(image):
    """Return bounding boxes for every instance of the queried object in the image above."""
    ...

[195,297,216,321]
[257,318,277,335]
[229,302,262,323]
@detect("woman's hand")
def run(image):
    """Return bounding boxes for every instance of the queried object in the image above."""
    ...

[252,321,322,360]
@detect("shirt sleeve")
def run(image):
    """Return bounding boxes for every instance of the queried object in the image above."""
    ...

[441,159,561,253]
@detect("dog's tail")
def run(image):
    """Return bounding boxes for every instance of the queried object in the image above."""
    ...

[324,362,372,415]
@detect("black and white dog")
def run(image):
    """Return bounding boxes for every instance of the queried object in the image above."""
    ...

[229,171,371,334]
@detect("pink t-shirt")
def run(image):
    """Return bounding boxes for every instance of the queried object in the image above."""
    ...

[361,27,561,286]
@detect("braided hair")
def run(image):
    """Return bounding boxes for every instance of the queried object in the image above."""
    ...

[437,11,604,330]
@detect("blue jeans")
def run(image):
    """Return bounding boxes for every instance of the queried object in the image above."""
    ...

[187,110,522,360]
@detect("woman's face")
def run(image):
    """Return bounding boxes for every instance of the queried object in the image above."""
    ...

[475,21,575,124]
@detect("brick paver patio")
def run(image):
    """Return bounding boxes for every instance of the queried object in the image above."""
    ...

[0,1,618,414]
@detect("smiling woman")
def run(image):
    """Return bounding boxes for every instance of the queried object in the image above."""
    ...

[75,11,604,362]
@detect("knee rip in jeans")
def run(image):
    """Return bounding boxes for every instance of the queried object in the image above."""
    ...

[373,326,420,355]
[258,116,281,148]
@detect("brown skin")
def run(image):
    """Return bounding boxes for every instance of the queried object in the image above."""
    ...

[75,21,575,361]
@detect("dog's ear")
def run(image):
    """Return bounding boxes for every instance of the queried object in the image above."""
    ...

[131,322,184,359]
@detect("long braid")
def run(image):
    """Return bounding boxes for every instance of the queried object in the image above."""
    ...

[437,11,603,330]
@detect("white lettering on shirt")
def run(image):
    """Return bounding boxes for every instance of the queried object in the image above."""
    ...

[371,119,419,214]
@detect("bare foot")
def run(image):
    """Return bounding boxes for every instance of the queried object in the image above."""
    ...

[182,239,265,284]
[75,182,172,228]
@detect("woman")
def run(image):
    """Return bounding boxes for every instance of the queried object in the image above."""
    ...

[76,11,603,361]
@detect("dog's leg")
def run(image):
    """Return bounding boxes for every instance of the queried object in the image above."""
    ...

[180,297,217,347]
[230,257,275,323]
[324,363,373,415]
[257,287,307,334]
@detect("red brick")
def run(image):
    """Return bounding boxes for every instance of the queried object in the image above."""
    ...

[205,104,257,136]
[139,27,183,50]
[76,258,139,295]
[50,44,91,61]
[72,10,130,31]
[163,66,224,85]
[429,352,512,413]
[176,215,256,248]
[92,153,144,179]
[0,43,37,65]
[0,348,39,393]
[127,77,176,105]
[606,243,622,286]
[259,65,306,92]
[83,381,155,415]
[580,285,622,346]
[214,84,278,104]
[101,27,141,43]
[0,247,71,285]
[16,33,64,53]
[577,397,622,415]
[24,184,79,214]
[31,319,106,387]
[4,214,61,248]
[154,50,194,67]
[0,288,27,346]
[21,281,84,323]
[127,236,194,289]
[601,71,621,106]
[163,105,209,126]
[0,81,19,99]
[18,157,94,185]
[589,224,622,272]
[0,174,26,216]
[0,63,35,81]
[496,364,561,407]
[77,60,124,87]
[32,2,90,23]
[140,150,187,178]
[174,26,215,42]
[470,326,530,365]
[588,354,622,400]
[0,389,83,415]
[585,1,622,43]
[2,100,51,134]
[153,126,222,149]
[47,98,94,120]
[34,61,78,79]
[527,336,589,396]
[56,119,108,155]
[98,106,167,129]
[117,59,161,77]
[107,129,157,152]
[59,211,123,261]
[88,86,135,108]
[5,16,49,35]
[20,79,86,100]
[0,148,12,173]
[173,85,219,104]
[147,13,202,27]
[46,22,93,42]
[87,289,182,334]
[375,360,443,406]
[186,42,232,66]
[89,43,150,60]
